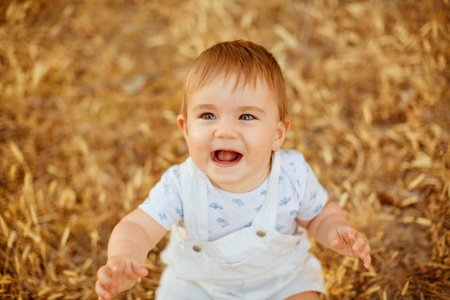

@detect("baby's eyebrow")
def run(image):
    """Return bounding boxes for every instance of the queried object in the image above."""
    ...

[192,104,215,112]
[238,106,266,115]
[191,104,266,115]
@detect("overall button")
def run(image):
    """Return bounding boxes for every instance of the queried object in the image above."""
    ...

[192,245,202,252]
[256,230,266,237]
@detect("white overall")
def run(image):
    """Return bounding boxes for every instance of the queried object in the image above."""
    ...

[156,151,325,299]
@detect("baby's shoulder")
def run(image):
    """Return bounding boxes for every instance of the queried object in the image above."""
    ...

[279,149,307,174]
[157,164,184,196]
[161,164,181,181]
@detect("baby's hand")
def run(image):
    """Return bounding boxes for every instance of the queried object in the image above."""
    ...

[329,226,371,269]
[95,255,149,300]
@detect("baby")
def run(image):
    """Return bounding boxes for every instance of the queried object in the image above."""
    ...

[95,40,371,300]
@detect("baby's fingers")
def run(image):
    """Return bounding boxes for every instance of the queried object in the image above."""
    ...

[111,259,132,285]
[358,239,372,269]
[330,226,356,249]
[96,280,113,300]
[349,231,372,269]
[341,226,358,240]
[112,259,147,282]
[361,250,372,269]
[131,263,149,278]
[96,266,117,299]
[329,230,341,248]
[351,231,367,253]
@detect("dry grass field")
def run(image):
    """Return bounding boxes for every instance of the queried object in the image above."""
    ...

[1,0,449,299]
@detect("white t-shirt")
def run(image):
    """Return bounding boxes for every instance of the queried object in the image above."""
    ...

[139,149,328,241]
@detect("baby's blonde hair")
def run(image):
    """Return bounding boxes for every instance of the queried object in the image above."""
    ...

[181,40,289,123]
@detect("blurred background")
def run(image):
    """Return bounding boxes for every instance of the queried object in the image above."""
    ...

[0,0,449,299]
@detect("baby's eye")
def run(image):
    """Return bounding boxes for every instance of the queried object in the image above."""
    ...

[239,114,255,120]
[201,113,216,120]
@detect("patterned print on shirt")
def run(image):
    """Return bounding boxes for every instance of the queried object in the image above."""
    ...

[310,191,317,200]
[175,207,183,218]
[232,199,245,207]
[210,202,223,210]
[313,203,323,214]
[217,218,229,228]
[275,224,284,231]
[279,197,291,206]
[289,162,297,173]
[163,183,170,195]
[139,150,328,241]
[304,161,310,173]
[159,212,167,221]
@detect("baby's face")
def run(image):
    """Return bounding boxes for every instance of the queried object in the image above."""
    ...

[178,75,288,193]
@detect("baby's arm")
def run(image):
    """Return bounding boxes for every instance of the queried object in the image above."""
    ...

[297,200,372,269]
[95,208,167,300]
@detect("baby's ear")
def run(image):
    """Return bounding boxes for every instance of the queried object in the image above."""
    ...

[272,119,290,151]
[177,114,188,136]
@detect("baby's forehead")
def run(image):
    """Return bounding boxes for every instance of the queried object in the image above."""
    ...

[194,72,271,94]
[185,73,279,114]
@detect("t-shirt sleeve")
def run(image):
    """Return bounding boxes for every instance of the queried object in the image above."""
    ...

[138,165,183,230]
[281,150,328,221]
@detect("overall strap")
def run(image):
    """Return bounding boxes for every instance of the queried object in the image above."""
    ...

[179,158,209,241]
[252,150,281,226]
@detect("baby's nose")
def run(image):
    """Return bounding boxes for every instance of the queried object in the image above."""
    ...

[215,120,238,139]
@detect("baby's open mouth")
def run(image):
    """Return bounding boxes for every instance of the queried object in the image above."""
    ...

[213,150,242,163]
